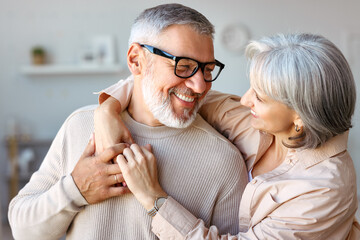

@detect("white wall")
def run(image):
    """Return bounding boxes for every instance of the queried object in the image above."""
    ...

[1,0,360,222]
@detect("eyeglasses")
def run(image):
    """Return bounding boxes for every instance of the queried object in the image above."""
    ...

[140,44,225,82]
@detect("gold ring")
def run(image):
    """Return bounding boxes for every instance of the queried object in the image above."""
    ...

[114,174,118,183]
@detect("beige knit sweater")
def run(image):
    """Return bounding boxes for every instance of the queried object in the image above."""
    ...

[9,106,247,240]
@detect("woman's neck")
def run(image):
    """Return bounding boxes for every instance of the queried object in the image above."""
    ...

[252,134,289,178]
[273,135,289,162]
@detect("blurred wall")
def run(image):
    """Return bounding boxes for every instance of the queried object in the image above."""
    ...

[1,0,359,222]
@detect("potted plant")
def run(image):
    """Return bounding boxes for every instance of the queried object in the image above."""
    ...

[31,46,46,65]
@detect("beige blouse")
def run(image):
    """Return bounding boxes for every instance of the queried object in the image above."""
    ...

[100,78,360,239]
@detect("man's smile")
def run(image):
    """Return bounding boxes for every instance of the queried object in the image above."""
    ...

[173,92,195,103]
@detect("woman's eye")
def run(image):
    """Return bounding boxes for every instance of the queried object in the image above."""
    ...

[255,93,262,102]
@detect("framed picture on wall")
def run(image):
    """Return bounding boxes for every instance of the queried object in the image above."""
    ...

[91,35,116,65]
[79,35,117,66]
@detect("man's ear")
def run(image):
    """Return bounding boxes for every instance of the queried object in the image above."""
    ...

[127,43,143,75]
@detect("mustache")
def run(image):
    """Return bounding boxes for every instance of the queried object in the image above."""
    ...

[168,87,204,98]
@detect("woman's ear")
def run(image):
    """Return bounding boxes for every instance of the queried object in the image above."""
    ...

[293,115,304,133]
[127,43,143,75]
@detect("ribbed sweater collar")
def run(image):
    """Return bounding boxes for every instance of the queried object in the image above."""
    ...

[121,110,200,139]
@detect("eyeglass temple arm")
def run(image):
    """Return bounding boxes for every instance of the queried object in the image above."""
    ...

[140,44,176,61]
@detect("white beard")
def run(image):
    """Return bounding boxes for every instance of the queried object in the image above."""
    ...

[141,70,204,128]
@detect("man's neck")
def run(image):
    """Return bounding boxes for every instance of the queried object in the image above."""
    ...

[128,81,163,127]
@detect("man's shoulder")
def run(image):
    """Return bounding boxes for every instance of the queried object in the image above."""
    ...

[67,104,97,119]
[71,104,97,114]
[190,115,241,154]
[191,115,230,140]
[189,115,247,186]
[62,104,97,129]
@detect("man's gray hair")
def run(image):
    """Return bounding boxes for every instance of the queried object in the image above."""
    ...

[245,33,356,149]
[128,3,214,46]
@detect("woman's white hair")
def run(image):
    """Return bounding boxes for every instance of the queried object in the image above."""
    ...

[246,33,356,149]
[128,3,214,47]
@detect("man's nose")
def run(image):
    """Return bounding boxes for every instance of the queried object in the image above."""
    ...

[184,70,207,94]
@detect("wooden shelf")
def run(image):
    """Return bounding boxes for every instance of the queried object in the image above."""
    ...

[21,64,124,76]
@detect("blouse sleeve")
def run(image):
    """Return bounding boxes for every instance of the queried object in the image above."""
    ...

[199,90,259,163]
[152,195,360,240]
[97,75,134,111]
[152,197,259,240]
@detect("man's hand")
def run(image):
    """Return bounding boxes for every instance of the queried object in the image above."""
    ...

[71,136,130,204]
[94,96,134,154]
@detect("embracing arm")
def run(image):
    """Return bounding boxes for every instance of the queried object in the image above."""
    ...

[151,191,358,239]
[95,76,135,153]
[150,170,360,240]
[8,111,128,240]
[8,123,88,240]
[116,143,359,239]
[98,75,134,106]
[199,90,259,163]
[151,197,259,240]
[116,144,254,239]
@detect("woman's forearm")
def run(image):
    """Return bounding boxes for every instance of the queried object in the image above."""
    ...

[94,77,135,152]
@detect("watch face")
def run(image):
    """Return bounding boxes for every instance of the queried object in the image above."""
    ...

[155,197,167,209]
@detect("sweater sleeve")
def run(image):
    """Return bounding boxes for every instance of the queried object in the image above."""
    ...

[8,119,88,240]
[199,90,259,163]
[98,75,134,111]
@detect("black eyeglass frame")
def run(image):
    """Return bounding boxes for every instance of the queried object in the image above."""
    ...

[140,44,225,82]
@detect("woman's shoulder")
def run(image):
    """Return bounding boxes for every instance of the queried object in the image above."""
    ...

[295,132,349,168]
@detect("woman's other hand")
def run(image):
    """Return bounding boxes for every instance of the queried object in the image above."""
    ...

[117,144,167,211]
[94,96,134,154]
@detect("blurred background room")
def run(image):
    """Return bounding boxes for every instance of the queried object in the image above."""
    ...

[1,0,359,239]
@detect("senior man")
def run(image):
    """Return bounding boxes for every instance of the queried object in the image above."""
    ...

[9,4,247,240]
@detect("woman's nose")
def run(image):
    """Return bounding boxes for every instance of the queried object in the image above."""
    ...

[240,88,253,107]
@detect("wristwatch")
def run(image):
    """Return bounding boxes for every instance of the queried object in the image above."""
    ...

[147,196,168,217]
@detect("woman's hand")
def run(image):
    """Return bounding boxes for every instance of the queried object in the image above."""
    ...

[94,96,134,154]
[117,144,167,211]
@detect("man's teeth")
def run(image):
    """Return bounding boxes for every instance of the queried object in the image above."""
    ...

[174,92,195,102]
[251,109,257,116]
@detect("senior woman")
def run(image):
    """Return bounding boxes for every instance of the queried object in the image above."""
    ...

[94,33,359,239]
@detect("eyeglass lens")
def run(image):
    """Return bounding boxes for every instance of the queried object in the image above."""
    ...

[175,58,220,81]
